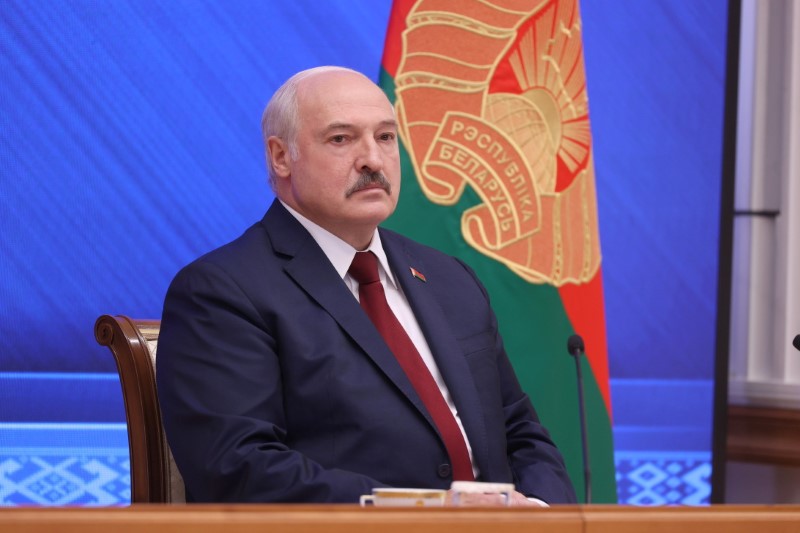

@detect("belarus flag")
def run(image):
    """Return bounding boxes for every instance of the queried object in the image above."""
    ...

[379,0,616,502]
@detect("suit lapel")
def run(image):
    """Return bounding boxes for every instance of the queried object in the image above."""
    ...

[261,202,435,428]
[381,230,489,473]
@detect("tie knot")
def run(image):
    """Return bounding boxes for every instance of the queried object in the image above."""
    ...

[349,251,380,285]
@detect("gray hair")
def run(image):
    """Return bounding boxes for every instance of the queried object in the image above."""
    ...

[261,66,364,190]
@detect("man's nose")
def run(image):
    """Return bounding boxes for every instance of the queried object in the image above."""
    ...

[356,137,383,172]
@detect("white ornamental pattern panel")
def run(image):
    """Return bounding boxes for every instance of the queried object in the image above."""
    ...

[615,452,711,505]
[0,453,130,506]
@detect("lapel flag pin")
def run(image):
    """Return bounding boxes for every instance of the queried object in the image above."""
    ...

[410,267,427,282]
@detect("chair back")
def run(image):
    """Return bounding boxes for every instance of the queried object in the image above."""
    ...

[95,314,185,503]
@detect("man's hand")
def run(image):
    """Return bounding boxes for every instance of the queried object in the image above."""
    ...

[445,489,548,507]
[511,491,549,507]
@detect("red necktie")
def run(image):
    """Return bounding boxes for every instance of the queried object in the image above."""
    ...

[349,251,474,481]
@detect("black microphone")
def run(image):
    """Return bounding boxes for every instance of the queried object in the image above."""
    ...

[793,334,800,352]
[567,334,591,504]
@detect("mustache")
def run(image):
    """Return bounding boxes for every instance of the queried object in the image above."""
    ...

[345,171,392,197]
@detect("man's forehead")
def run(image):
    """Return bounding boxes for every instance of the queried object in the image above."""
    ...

[321,119,398,132]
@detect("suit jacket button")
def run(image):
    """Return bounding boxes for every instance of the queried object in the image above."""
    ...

[437,463,451,478]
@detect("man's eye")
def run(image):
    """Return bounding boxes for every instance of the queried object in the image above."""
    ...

[379,132,396,141]
[330,135,347,143]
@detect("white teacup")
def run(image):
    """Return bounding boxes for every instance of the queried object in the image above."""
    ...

[359,487,447,507]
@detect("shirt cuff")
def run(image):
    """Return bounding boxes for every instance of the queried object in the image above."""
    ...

[526,497,549,507]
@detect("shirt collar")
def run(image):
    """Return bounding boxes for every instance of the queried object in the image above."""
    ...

[280,200,398,289]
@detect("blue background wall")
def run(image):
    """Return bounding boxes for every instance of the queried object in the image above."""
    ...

[0,0,728,505]
[582,1,728,505]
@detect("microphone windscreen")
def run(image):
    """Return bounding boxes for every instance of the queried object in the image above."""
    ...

[793,334,800,352]
[567,334,585,355]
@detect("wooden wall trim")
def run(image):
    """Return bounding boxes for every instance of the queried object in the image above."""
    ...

[727,404,800,465]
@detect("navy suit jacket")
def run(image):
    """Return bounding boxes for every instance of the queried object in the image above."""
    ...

[157,200,576,504]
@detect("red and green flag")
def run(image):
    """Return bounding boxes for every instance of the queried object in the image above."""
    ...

[380,0,616,503]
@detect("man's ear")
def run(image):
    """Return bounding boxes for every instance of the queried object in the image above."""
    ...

[267,136,292,179]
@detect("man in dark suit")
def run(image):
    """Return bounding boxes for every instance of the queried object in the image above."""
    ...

[157,66,576,505]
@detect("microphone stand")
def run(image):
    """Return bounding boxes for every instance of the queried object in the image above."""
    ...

[568,334,591,504]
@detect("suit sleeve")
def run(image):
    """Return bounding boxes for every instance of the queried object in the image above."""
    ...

[456,259,578,504]
[156,259,385,503]
[496,345,578,504]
